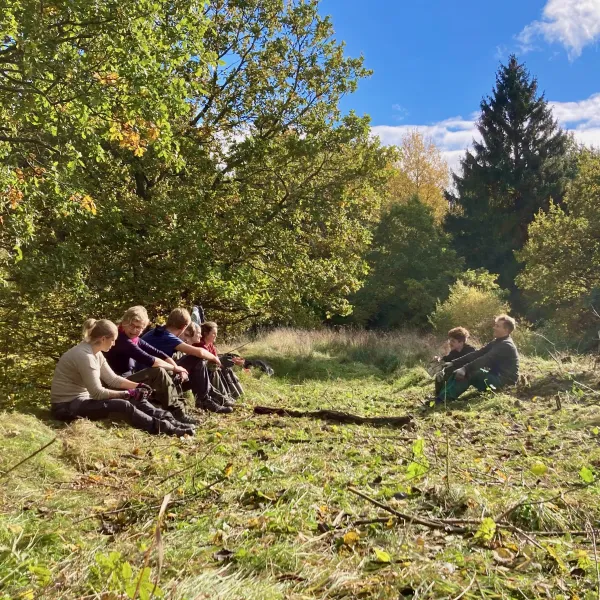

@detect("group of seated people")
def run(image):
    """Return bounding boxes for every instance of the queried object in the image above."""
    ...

[50,306,245,437]
[432,314,520,403]
[49,307,520,437]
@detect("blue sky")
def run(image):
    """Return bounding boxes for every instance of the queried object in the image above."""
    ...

[320,0,600,169]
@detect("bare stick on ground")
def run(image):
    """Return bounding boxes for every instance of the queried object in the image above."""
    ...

[254,406,414,428]
[0,437,57,478]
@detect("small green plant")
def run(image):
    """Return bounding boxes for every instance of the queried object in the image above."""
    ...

[406,438,429,480]
[89,551,162,600]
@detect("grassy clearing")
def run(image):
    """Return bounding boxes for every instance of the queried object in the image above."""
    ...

[2,328,600,599]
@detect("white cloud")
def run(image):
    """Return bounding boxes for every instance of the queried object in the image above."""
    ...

[372,92,600,173]
[371,116,480,173]
[517,0,600,59]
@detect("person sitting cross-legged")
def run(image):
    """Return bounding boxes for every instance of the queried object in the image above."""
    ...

[141,308,232,414]
[436,315,519,404]
[104,305,198,426]
[433,327,477,397]
[51,319,194,437]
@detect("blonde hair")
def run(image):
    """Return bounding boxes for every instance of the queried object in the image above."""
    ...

[120,305,149,327]
[82,318,118,343]
[200,321,218,338]
[184,322,201,339]
[166,308,191,329]
[495,314,516,333]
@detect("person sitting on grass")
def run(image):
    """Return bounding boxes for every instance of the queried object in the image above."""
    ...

[433,327,477,396]
[141,308,232,414]
[104,306,197,426]
[196,321,245,402]
[436,315,519,404]
[51,319,194,437]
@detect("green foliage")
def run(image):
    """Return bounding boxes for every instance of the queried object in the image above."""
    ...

[0,0,394,358]
[428,269,510,342]
[579,466,595,484]
[474,517,496,543]
[351,196,462,328]
[517,150,600,347]
[445,55,574,310]
[406,437,429,480]
[91,551,162,599]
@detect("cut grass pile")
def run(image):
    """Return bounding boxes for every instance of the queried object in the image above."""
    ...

[2,328,600,599]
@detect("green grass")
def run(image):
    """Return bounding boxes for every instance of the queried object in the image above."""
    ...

[2,328,600,599]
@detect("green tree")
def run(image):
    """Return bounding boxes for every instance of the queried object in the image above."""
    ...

[517,150,600,344]
[352,196,462,328]
[445,55,574,311]
[0,0,394,358]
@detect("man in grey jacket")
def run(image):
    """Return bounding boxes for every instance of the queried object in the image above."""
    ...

[436,314,519,403]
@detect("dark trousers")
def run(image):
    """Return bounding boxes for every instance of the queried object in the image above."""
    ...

[127,368,185,411]
[436,370,503,402]
[176,355,211,403]
[51,397,173,434]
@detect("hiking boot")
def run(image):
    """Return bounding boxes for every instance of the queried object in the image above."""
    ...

[156,420,195,436]
[196,396,233,414]
[171,408,200,426]
[210,389,236,408]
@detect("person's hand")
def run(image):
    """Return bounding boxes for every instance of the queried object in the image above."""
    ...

[124,388,147,401]
[433,355,441,363]
[173,366,189,381]
[232,356,245,366]
[136,382,153,392]
[213,356,222,368]
[455,367,467,380]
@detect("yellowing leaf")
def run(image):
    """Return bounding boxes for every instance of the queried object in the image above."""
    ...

[373,547,391,563]
[530,461,548,477]
[224,463,233,478]
[493,547,515,564]
[343,531,359,547]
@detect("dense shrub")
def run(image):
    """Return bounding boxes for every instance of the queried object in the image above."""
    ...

[428,270,510,343]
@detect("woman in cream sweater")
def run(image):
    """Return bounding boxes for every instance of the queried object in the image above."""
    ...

[51,319,194,437]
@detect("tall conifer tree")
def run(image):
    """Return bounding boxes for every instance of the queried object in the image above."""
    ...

[445,55,573,310]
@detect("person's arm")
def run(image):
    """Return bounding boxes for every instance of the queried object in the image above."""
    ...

[175,342,222,366]
[78,354,132,400]
[137,339,187,375]
[442,350,459,362]
[464,341,513,377]
[450,343,491,368]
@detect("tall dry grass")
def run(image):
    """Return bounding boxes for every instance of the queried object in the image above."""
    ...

[240,327,440,375]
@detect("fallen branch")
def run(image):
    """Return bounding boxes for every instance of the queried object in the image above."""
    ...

[347,486,465,533]
[254,406,414,428]
[0,438,57,478]
[346,487,545,550]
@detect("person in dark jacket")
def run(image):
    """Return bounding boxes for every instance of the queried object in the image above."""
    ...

[104,306,197,425]
[433,327,477,396]
[436,315,519,403]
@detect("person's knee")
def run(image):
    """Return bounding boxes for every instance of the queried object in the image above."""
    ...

[112,399,136,415]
